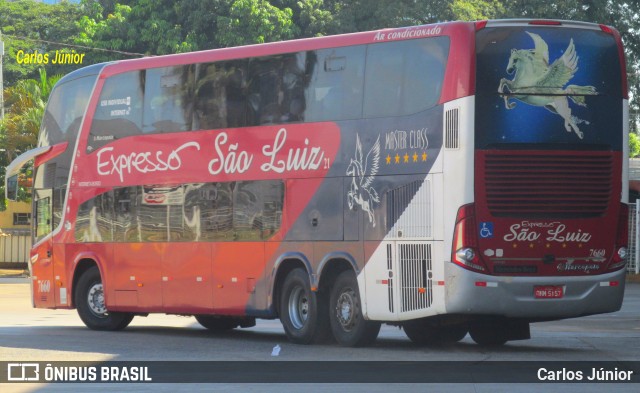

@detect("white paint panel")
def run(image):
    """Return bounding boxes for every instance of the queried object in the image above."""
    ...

[360,96,475,321]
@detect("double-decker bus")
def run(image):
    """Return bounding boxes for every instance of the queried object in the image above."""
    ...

[6,19,629,346]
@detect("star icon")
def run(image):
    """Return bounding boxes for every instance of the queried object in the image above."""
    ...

[386,155,391,165]
[413,152,418,162]
[395,154,400,164]
[403,153,409,163]
[421,152,427,161]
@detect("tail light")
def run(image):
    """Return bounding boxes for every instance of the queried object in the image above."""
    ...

[452,204,487,273]
[528,20,562,26]
[608,203,629,270]
[475,20,488,31]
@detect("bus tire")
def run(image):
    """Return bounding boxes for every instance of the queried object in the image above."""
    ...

[441,324,469,342]
[329,270,380,347]
[75,266,134,331]
[195,315,252,331]
[403,320,440,345]
[279,268,330,344]
[469,319,508,347]
[403,321,468,345]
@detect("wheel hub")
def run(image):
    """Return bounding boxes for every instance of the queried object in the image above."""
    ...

[288,286,309,329]
[87,283,107,318]
[336,290,358,331]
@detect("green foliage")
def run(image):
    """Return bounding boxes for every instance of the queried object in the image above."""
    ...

[497,0,639,114]
[451,0,504,20]
[74,0,198,57]
[217,0,297,46]
[326,0,447,33]
[630,133,640,158]
[0,0,83,87]
[1,68,60,161]
[295,0,334,37]
[0,68,59,210]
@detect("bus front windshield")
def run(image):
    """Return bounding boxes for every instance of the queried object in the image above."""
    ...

[475,26,623,150]
[38,75,97,148]
[33,74,97,241]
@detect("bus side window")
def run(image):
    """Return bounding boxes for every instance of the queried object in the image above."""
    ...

[193,60,248,130]
[363,37,449,118]
[304,46,365,122]
[143,66,194,133]
[114,187,137,242]
[246,52,307,126]
[88,71,144,152]
[248,56,283,125]
[280,53,307,123]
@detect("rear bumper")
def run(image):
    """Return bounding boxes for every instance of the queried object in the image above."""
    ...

[444,262,626,319]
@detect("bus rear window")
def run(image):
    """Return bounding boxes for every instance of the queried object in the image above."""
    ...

[475,27,623,149]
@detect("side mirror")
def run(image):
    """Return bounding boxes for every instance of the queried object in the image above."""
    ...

[4,145,54,201]
[5,174,18,201]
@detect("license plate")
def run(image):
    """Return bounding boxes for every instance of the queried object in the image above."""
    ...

[534,285,564,299]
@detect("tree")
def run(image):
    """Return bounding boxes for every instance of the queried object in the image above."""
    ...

[0,69,60,210]
[75,0,187,58]
[0,0,84,87]
[451,0,504,20]
[2,69,59,160]
[291,0,334,38]
[498,0,640,116]
[630,133,640,158]
[75,0,228,56]
[216,0,297,46]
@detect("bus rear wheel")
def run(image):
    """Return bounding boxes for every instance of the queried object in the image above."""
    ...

[279,268,330,344]
[441,324,469,342]
[329,270,380,347]
[75,266,133,331]
[469,319,508,347]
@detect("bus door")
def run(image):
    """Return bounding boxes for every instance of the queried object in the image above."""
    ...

[32,188,56,308]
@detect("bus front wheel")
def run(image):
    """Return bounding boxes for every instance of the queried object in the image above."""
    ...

[75,266,134,331]
[329,270,380,347]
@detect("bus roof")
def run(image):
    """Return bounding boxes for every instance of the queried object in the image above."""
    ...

[99,21,473,78]
[57,62,109,85]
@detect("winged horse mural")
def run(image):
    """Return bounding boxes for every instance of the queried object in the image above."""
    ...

[347,134,380,227]
[498,32,597,139]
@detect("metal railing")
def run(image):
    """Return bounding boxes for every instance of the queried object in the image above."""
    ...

[0,229,31,267]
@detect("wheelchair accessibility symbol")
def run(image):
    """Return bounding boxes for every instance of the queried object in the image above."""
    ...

[479,222,494,239]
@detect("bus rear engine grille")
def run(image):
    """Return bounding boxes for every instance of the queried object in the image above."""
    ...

[484,153,613,218]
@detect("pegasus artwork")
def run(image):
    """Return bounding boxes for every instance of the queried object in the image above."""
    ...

[346,134,380,227]
[498,32,597,139]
